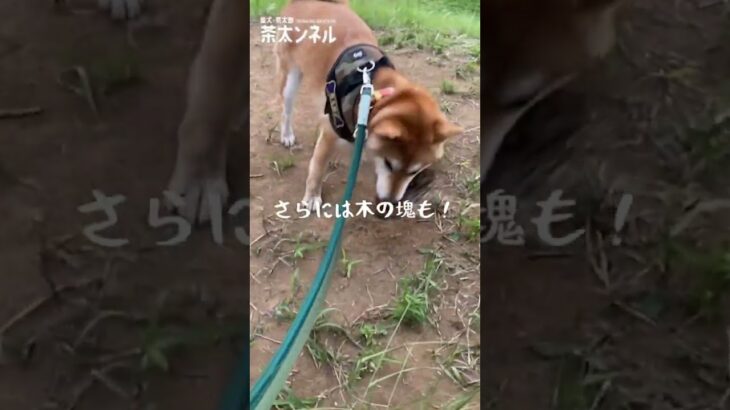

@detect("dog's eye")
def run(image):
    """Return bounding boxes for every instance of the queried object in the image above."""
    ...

[384,159,393,171]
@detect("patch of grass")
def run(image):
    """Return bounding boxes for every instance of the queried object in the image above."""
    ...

[305,335,337,368]
[270,155,296,176]
[436,343,480,389]
[440,80,457,95]
[441,386,480,410]
[287,233,326,262]
[250,0,480,52]
[391,250,443,326]
[358,322,389,347]
[348,345,399,386]
[392,287,429,325]
[665,241,730,319]
[89,52,142,95]
[56,46,143,96]
[140,321,240,372]
[456,209,480,242]
[340,248,362,278]
[273,387,318,409]
[274,299,297,322]
[458,173,480,199]
[455,61,479,80]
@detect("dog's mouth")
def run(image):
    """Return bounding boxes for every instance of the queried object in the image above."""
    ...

[373,168,436,219]
[404,168,435,201]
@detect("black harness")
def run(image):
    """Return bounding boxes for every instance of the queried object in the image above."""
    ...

[324,44,395,142]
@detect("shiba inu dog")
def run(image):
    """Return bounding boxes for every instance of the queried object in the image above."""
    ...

[165,0,622,223]
[480,0,624,183]
[276,0,463,211]
[166,0,461,222]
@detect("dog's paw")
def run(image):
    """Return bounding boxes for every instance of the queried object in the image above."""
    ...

[301,193,322,212]
[166,173,230,225]
[98,0,144,20]
[281,132,296,148]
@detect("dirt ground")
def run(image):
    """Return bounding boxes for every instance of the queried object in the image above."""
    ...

[1,1,247,409]
[2,0,730,410]
[485,1,730,409]
[248,24,481,408]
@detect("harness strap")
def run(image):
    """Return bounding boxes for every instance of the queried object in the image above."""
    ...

[324,44,395,142]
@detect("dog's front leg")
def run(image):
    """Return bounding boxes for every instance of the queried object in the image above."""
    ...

[167,0,246,223]
[302,122,339,211]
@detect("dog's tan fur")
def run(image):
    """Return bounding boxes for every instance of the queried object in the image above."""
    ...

[165,0,623,222]
[276,0,463,210]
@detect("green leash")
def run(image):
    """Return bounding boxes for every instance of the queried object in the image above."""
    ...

[218,63,376,410]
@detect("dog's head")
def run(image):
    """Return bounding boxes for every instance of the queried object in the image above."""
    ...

[366,85,462,205]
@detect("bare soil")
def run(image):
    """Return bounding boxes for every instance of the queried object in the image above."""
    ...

[1,1,247,409]
[248,24,481,408]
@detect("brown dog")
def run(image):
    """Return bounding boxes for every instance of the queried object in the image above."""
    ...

[275,0,463,211]
[167,0,460,221]
[165,0,622,222]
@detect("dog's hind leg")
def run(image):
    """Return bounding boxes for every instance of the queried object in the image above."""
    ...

[302,119,339,211]
[279,64,302,148]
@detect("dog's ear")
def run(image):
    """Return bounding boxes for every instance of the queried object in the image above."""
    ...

[434,119,463,143]
[371,118,403,139]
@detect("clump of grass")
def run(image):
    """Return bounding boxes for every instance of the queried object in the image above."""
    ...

[140,321,241,372]
[393,287,429,325]
[305,335,337,369]
[348,345,399,385]
[273,387,318,409]
[391,250,443,326]
[270,155,295,176]
[286,233,326,262]
[440,80,457,95]
[458,173,480,199]
[57,47,143,97]
[358,322,388,347]
[441,386,480,410]
[272,268,304,323]
[456,208,480,242]
[340,248,362,278]
[90,52,142,95]
[274,299,297,322]
[455,61,479,80]
[436,343,480,388]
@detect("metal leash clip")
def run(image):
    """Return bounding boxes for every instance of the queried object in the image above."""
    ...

[358,60,375,96]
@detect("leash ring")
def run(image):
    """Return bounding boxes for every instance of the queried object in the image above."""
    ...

[357,60,376,73]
